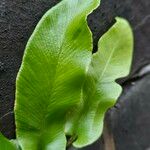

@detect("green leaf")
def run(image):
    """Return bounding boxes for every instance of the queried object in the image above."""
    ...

[72,17,133,147]
[0,133,17,150]
[15,0,100,149]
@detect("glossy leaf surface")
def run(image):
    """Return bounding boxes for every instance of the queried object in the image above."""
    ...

[15,0,100,150]
[72,17,133,147]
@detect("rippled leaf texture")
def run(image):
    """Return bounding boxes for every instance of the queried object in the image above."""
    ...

[71,17,133,147]
[0,133,17,150]
[15,0,100,150]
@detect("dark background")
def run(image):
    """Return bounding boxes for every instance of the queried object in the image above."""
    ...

[0,0,150,150]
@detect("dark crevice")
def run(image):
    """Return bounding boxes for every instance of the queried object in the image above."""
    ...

[117,63,150,86]
[66,135,78,149]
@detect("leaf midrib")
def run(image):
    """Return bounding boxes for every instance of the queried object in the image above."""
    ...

[99,46,116,81]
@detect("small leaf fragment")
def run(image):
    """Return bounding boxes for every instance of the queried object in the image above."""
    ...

[0,133,17,150]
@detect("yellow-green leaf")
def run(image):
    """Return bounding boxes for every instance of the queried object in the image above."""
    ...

[72,17,133,147]
[15,0,100,149]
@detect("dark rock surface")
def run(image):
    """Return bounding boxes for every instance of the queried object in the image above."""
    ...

[108,73,150,150]
[0,0,150,149]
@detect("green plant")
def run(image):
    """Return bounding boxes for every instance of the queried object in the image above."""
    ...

[0,0,133,149]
